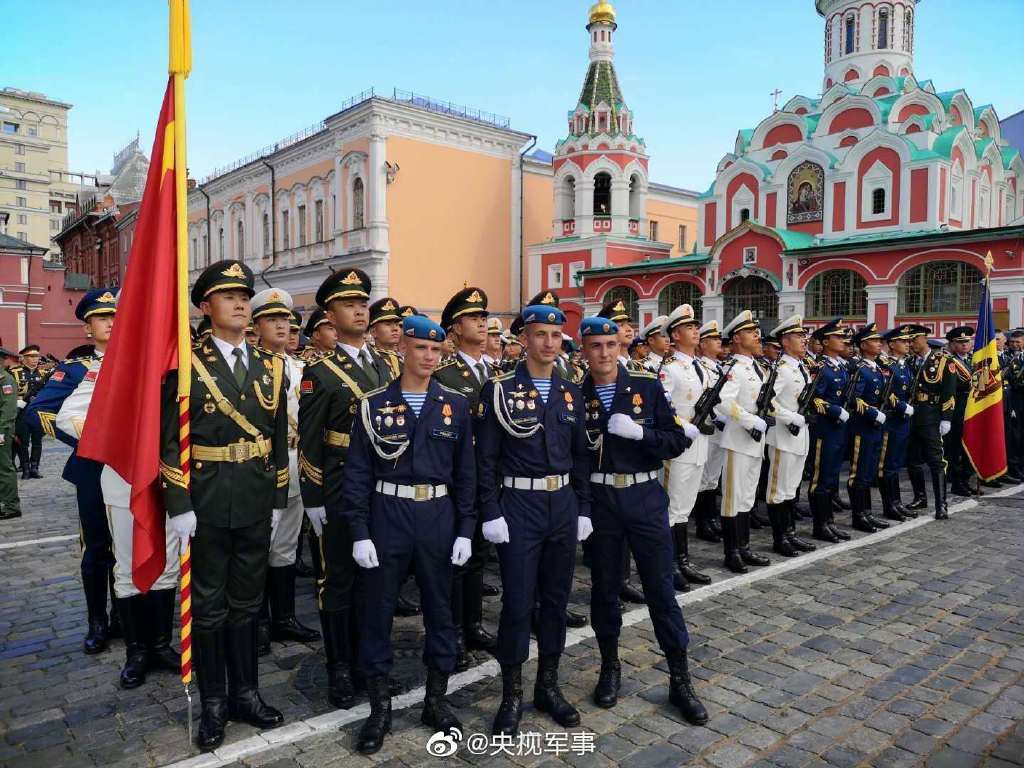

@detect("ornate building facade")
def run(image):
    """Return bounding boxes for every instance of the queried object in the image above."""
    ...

[580,0,1024,335]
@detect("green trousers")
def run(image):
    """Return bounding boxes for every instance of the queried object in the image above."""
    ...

[0,431,21,513]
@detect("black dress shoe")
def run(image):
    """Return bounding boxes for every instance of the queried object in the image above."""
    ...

[482,583,501,598]
[739,548,771,566]
[28,463,42,479]
[226,623,284,729]
[723,551,747,573]
[395,593,421,617]
[786,534,816,552]
[533,655,580,727]
[905,495,928,511]
[565,609,588,628]
[197,699,228,752]
[864,514,889,530]
[620,582,645,604]
[827,523,851,541]
[464,622,497,652]
[673,571,691,593]
[271,617,321,643]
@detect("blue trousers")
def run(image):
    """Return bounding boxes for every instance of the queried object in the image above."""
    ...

[880,420,910,480]
[589,481,688,652]
[76,480,114,580]
[358,497,457,676]
[848,426,883,490]
[494,485,578,666]
[808,421,847,497]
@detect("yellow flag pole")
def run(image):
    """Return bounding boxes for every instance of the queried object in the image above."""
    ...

[169,0,193,748]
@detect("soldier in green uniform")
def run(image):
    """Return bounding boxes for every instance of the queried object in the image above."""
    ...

[11,345,46,479]
[160,260,289,750]
[943,326,977,496]
[298,268,400,709]
[903,326,965,520]
[0,348,22,519]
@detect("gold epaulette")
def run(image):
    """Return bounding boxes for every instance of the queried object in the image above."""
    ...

[437,383,467,398]
[628,369,657,380]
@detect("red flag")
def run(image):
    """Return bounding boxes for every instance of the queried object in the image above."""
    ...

[78,78,180,591]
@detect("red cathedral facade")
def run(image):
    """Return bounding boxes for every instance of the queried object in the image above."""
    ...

[534,0,1024,336]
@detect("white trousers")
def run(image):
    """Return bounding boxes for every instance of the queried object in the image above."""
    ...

[269,493,304,567]
[107,505,180,599]
[665,458,704,525]
[721,450,762,518]
[766,447,807,504]
[700,441,726,492]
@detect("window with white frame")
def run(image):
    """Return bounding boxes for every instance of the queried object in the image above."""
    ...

[978,186,990,227]
[743,246,757,265]
[547,263,563,289]
[678,224,688,251]
[262,213,270,255]
[731,184,755,228]
[298,204,307,247]
[950,164,964,220]
[236,220,244,259]
[569,260,585,286]
[861,160,893,221]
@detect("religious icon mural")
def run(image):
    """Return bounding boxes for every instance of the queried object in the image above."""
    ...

[787,161,825,224]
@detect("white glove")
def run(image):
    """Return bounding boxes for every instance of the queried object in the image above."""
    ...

[681,421,700,440]
[607,413,644,441]
[483,517,510,544]
[751,415,768,434]
[874,411,887,426]
[305,506,326,537]
[939,420,951,436]
[16,399,25,410]
[903,404,914,417]
[451,536,472,566]
[790,414,806,428]
[0,434,5,445]
[271,509,282,540]
[352,539,379,569]
[838,408,850,423]
[577,516,593,542]
[169,511,197,555]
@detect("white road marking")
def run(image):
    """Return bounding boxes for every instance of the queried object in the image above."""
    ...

[0,533,77,551]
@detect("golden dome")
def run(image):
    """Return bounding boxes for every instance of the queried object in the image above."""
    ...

[588,1,616,27]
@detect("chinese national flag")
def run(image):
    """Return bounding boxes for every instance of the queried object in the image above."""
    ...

[78,78,182,591]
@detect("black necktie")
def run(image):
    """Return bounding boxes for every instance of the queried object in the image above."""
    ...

[752,360,764,381]
[692,360,704,383]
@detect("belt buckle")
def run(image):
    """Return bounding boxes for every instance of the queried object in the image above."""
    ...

[413,484,430,501]
[228,441,249,462]
[546,475,559,492]
[613,473,627,489]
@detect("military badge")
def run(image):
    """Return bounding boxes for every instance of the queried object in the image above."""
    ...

[442,402,453,425]
[203,402,216,414]
[632,393,643,414]
[221,263,246,278]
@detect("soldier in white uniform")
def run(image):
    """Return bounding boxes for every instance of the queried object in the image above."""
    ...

[251,288,321,652]
[715,310,772,573]
[694,321,726,543]
[56,357,181,689]
[764,315,817,558]
[658,305,712,590]
[640,316,670,376]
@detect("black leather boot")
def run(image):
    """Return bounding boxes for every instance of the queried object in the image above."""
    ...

[861,485,890,530]
[791,487,808,520]
[421,668,461,735]
[890,475,915,518]
[619,548,645,604]
[492,664,523,736]
[811,492,840,543]
[675,522,711,584]
[356,675,392,754]
[768,504,798,557]
[257,578,272,657]
[464,622,497,653]
[932,467,948,520]
[694,491,721,542]
[321,609,356,709]
[107,574,122,639]
[737,512,770,566]
[851,485,878,533]
[454,629,469,672]
[195,628,229,752]
[462,564,497,652]
[784,500,816,551]
[707,495,723,538]
[593,636,621,709]
[534,654,580,727]
[906,464,928,510]
[28,461,42,479]
[671,523,690,592]
[294,520,314,578]
[879,475,906,522]
[226,620,284,729]
[269,565,321,643]
[82,571,110,655]
[749,507,768,529]
[146,588,181,672]
[116,595,148,689]
[666,649,709,725]
[395,576,421,616]
[721,516,747,573]
[826,496,851,541]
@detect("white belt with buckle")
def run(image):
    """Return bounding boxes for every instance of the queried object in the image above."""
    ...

[374,481,448,501]
[589,470,659,488]
[502,473,570,492]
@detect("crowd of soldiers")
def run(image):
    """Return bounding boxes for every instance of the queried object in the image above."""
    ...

[13,258,1024,755]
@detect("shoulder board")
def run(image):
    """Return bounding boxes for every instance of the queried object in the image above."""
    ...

[363,384,389,399]
[434,359,457,372]
[438,383,467,398]
[628,370,657,380]
[61,356,91,366]
[304,355,326,368]
[493,371,515,383]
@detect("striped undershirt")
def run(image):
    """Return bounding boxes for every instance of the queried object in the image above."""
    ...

[531,377,552,403]
[595,383,616,412]
[402,392,427,416]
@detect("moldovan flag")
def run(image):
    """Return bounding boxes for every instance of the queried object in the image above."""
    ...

[78,3,193,592]
[961,263,1007,481]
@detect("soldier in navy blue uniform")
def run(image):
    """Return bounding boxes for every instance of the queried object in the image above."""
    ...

[342,315,476,754]
[846,324,892,533]
[806,318,853,543]
[579,316,708,725]
[878,326,918,521]
[26,288,120,654]
[476,304,592,736]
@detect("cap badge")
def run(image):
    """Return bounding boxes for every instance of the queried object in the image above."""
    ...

[467,290,482,303]
[548,313,556,322]
[341,270,362,285]
[221,263,246,278]
[541,292,556,305]
[96,291,116,303]
[603,323,610,333]
[382,300,396,311]
[613,300,625,312]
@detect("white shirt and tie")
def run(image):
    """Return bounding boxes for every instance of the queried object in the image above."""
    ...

[458,350,489,384]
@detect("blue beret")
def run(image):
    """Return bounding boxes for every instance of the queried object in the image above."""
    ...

[521,304,565,326]
[402,314,446,342]
[580,316,618,337]
[75,288,118,321]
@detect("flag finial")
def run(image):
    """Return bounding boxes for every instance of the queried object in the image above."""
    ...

[984,250,994,273]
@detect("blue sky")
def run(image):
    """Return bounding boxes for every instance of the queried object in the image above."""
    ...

[6,0,1022,191]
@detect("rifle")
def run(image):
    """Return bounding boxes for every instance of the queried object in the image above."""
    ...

[792,376,816,435]
[841,363,862,419]
[749,359,780,442]
[877,358,897,420]
[692,358,736,435]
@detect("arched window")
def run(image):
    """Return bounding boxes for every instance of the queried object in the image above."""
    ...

[262,213,270,256]
[723,276,778,324]
[740,208,751,223]
[560,176,576,220]
[658,281,703,319]
[603,286,639,325]
[898,262,983,315]
[877,8,889,48]
[871,188,886,215]
[236,219,244,259]
[950,164,964,220]
[804,270,867,319]
[628,174,643,218]
[844,15,856,54]
[352,177,365,229]
[218,226,225,259]
[903,9,913,52]
[593,172,612,216]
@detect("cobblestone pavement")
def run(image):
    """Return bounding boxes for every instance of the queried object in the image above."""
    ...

[1,443,1022,768]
